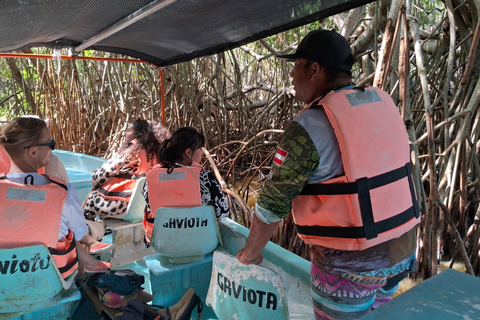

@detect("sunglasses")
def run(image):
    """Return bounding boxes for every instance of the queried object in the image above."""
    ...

[23,139,56,150]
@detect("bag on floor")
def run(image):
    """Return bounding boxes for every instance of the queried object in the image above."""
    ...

[114,288,203,320]
[89,269,145,295]
[71,285,104,320]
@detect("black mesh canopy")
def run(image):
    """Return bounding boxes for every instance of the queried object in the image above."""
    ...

[0,0,373,66]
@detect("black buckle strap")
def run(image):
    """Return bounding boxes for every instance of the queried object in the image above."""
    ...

[57,256,78,274]
[405,163,420,218]
[114,173,146,180]
[49,239,78,274]
[97,188,132,198]
[47,176,68,191]
[300,163,411,195]
[49,236,77,255]
[357,177,377,239]
[299,163,418,240]
[295,205,417,239]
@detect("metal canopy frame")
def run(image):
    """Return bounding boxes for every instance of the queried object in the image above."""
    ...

[0,0,374,66]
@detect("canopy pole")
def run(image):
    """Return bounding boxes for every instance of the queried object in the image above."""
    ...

[74,0,178,53]
[0,52,146,64]
[159,70,166,126]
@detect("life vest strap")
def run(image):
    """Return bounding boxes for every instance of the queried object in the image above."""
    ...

[48,178,68,191]
[299,163,419,240]
[49,237,78,275]
[300,163,412,195]
[144,216,155,223]
[57,256,78,274]
[48,237,76,255]
[295,205,417,239]
[97,188,132,198]
[114,173,146,180]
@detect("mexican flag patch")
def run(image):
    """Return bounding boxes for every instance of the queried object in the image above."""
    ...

[273,148,288,166]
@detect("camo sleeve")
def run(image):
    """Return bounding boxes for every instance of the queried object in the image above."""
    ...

[256,120,319,220]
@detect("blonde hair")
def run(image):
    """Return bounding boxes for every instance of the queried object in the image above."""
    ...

[0,117,48,158]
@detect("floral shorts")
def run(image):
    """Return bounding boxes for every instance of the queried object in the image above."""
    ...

[311,254,415,320]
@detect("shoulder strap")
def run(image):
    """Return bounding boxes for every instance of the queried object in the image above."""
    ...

[43,174,68,191]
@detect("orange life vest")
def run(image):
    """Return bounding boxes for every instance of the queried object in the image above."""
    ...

[143,165,202,243]
[97,173,146,202]
[293,87,420,251]
[96,152,157,202]
[0,174,78,279]
[0,146,11,173]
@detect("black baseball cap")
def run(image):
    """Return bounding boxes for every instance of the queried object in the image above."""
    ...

[278,29,354,71]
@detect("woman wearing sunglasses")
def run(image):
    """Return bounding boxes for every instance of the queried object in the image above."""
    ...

[0,116,111,275]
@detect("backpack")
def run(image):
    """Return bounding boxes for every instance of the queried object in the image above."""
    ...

[114,288,203,320]
[89,269,145,295]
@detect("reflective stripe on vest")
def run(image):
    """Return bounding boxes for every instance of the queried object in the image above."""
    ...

[0,174,78,278]
[292,87,421,251]
[97,173,145,202]
[143,165,202,243]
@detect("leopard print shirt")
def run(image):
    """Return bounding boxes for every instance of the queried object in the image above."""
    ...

[83,153,139,220]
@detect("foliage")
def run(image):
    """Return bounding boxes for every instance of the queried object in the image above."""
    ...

[1,0,480,278]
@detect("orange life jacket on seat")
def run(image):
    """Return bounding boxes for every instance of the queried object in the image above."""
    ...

[143,165,202,243]
[97,173,145,202]
[0,174,78,279]
[0,146,11,173]
[293,87,420,251]
[96,152,157,203]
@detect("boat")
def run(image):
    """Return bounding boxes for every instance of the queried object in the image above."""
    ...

[0,1,376,319]
[1,149,313,320]
[2,1,479,319]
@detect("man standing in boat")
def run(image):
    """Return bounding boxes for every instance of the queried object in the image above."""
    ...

[237,29,420,320]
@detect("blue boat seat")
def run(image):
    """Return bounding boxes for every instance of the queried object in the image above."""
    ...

[122,176,147,223]
[102,177,151,265]
[0,245,80,317]
[150,205,220,264]
[206,250,289,320]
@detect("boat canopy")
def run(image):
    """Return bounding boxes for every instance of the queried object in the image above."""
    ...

[0,0,374,67]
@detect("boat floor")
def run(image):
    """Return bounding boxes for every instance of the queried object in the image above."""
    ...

[98,225,314,320]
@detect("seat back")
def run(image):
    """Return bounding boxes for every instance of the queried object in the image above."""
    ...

[151,206,220,264]
[122,177,147,223]
[206,251,288,320]
[0,245,76,314]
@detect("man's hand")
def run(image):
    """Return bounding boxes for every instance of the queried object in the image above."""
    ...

[236,248,263,265]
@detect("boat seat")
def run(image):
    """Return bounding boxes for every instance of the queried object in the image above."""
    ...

[102,177,151,265]
[122,176,147,223]
[0,245,80,317]
[206,250,289,320]
[150,205,220,264]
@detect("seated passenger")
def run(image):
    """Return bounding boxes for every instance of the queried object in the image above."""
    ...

[2,145,68,183]
[143,126,230,245]
[84,119,170,221]
[0,117,111,275]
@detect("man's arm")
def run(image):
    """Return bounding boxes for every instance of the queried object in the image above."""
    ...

[236,215,280,265]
